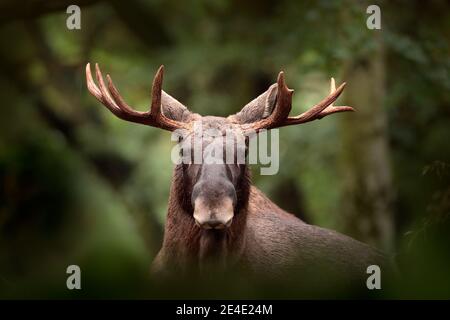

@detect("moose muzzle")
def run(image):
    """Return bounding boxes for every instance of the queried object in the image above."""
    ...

[193,197,234,230]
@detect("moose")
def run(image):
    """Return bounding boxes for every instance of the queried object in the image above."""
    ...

[86,63,387,286]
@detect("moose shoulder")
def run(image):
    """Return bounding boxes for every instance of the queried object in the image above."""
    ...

[86,63,387,285]
[244,187,386,279]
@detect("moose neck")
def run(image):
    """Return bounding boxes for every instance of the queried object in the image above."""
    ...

[163,164,251,271]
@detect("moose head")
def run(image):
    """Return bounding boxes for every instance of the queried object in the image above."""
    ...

[86,63,353,231]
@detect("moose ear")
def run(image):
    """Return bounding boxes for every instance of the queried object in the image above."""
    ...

[229,83,278,124]
[161,90,193,122]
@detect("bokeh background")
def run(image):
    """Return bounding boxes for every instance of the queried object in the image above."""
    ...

[0,0,449,298]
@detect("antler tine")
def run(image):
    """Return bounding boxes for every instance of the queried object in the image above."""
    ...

[87,63,129,120]
[86,63,188,131]
[149,65,164,119]
[271,71,295,125]
[288,80,347,122]
[329,77,336,107]
[86,63,106,105]
[242,71,294,132]
[281,77,354,127]
[86,62,139,121]
[145,65,191,130]
[95,63,123,114]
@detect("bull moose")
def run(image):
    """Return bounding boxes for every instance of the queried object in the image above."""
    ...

[86,63,387,287]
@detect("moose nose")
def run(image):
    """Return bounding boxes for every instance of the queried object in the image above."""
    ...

[195,217,232,230]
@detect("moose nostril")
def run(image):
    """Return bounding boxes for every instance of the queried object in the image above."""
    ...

[224,217,233,227]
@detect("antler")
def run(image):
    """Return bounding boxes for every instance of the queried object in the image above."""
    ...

[86,63,189,131]
[241,74,354,132]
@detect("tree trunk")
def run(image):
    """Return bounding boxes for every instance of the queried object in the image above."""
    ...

[339,33,395,252]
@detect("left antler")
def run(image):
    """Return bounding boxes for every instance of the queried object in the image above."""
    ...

[86,63,189,131]
[241,73,354,133]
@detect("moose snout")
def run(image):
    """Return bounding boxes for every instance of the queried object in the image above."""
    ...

[193,197,234,230]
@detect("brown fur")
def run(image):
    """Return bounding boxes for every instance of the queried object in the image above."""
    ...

[153,164,387,283]
[152,164,250,274]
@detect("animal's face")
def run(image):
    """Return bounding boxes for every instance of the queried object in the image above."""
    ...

[177,116,247,229]
[87,63,353,230]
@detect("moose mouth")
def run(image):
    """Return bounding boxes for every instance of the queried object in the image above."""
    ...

[194,216,233,230]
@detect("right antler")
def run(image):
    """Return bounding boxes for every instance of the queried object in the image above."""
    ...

[86,63,189,131]
[240,73,354,133]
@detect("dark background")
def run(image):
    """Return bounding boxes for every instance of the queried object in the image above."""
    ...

[0,0,449,298]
